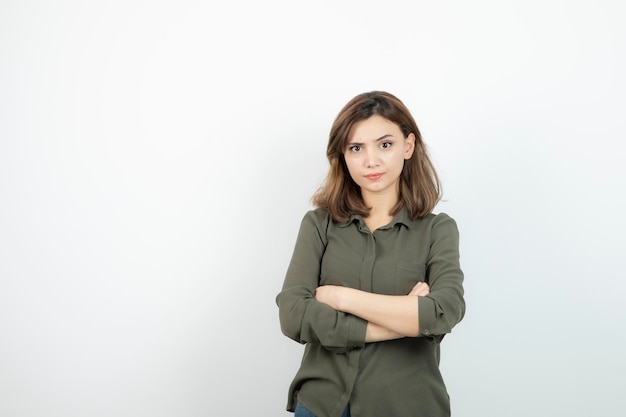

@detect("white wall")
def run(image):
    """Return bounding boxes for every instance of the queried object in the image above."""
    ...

[1,1,625,416]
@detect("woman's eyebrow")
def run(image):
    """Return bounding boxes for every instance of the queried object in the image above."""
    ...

[375,134,394,142]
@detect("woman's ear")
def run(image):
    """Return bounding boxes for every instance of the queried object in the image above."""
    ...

[404,133,416,159]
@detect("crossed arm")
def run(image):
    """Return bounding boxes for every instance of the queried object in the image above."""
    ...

[314,282,430,342]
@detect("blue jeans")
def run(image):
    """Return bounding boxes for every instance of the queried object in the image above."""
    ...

[295,402,350,417]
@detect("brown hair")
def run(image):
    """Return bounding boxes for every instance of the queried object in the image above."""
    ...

[312,91,442,221]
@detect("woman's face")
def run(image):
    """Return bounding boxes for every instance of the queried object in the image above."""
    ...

[343,115,415,200]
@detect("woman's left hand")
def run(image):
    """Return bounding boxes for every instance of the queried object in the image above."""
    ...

[315,285,349,311]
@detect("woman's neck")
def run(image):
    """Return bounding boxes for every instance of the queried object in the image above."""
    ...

[363,189,399,231]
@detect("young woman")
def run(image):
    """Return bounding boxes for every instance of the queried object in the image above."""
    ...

[276,91,465,417]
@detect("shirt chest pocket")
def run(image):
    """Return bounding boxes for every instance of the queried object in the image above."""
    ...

[394,263,427,295]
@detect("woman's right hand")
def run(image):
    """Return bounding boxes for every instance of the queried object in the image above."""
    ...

[408,281,430,296]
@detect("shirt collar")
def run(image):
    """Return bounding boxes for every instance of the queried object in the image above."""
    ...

[337,207,412,229]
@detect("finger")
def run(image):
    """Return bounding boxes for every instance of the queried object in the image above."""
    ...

[409,282,430,296]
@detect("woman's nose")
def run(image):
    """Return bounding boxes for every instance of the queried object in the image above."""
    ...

[366,148,380,167]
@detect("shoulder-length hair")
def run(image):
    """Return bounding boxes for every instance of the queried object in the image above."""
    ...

[312,91,442,221]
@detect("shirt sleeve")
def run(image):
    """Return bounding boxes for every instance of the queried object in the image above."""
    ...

[418,213,466,337]
[276,210,367,353]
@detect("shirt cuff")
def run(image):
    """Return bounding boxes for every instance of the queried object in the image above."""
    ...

[418,295,437,336]
[347,314,368,349]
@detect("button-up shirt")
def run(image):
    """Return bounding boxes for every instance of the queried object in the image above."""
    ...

[276,208,465,417]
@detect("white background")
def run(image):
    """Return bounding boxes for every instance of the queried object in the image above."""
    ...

[1,1,625,416]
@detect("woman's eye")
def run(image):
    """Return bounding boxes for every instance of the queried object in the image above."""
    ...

[381,141,392,149]
[349,145,361,152]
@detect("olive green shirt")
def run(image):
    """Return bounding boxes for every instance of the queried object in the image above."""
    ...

[276,208,465,417]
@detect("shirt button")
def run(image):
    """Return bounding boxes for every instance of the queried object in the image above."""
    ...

[423,329,431,335]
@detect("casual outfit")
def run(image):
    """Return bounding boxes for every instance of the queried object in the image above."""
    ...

[276,208,465,417]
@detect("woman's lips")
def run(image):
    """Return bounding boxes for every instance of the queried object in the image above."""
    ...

[365,173,383,180]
